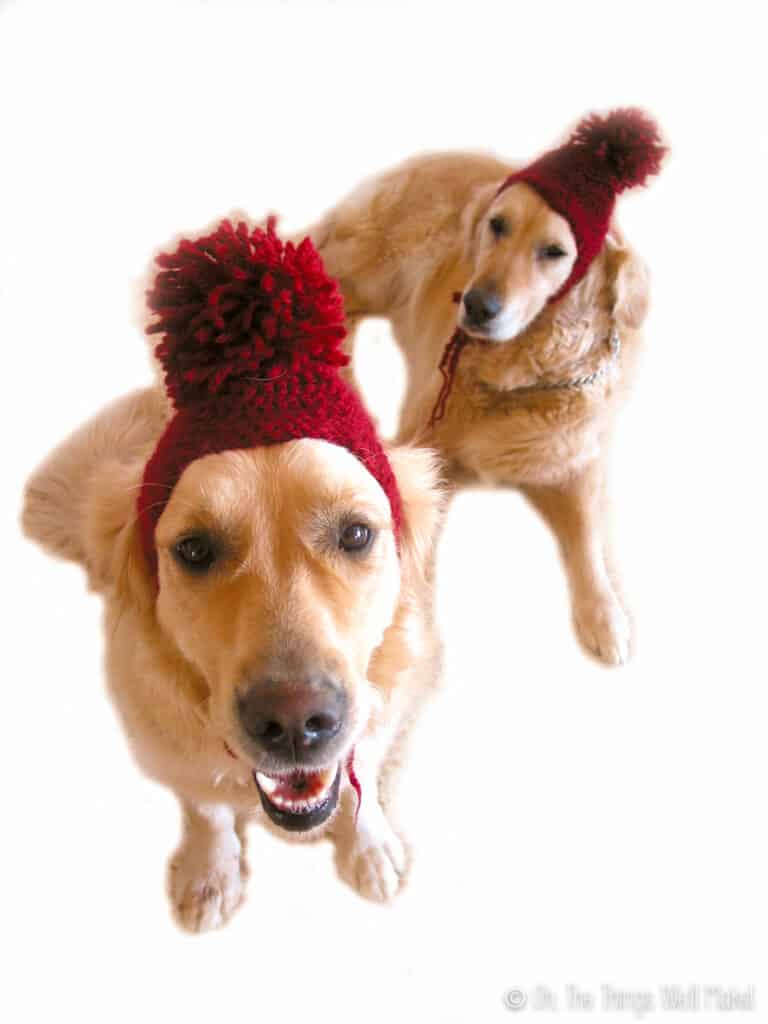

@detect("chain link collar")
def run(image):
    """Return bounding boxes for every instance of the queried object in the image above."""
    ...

[501,326,621,398]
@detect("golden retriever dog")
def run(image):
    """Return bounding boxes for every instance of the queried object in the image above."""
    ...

[22,386,443,931]
[309,142,657,666]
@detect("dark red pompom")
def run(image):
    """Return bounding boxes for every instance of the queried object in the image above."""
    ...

[568,108,666,192]
[146,218,348,408]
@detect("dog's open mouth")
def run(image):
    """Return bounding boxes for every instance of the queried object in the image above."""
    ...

[254,764,341,833]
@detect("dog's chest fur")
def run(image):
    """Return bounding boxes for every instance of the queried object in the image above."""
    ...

[395,266,631,488]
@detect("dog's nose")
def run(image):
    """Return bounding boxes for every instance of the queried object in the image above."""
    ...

[463,287,502,326]
[237,677,346,762]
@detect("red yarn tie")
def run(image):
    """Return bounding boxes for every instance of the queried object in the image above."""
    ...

[427,291,474,428]
[345,749,362,823]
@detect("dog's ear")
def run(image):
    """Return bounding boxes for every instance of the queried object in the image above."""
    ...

[605,230,651,330]
[387,445,445,584]
[461,182,499,266]
[84,458,156,618]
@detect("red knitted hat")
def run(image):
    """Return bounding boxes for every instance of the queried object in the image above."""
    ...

[137,219,401,578]
[497,108,666,299]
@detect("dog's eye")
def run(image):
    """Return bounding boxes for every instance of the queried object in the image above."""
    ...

[339,523,373,554]
[489,215,508,238]
[174,534,216,572]
[539,243,566,260]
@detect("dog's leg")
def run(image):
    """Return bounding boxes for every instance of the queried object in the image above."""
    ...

[334,733,408,903]
[521,461,631,666]
[168,800,245,932]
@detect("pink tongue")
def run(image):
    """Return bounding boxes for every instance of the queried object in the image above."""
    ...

[269,770,324,802]
[259,752,362,813]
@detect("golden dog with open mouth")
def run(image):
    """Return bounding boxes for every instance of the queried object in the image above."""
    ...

[310,110,665,665]
[22,223,443,931]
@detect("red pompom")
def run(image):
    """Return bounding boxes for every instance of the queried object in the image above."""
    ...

[568,108,666,192]
[146,218,348,407]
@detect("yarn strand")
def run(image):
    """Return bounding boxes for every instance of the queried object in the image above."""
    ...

[428,290,474,428]
[428,327,472,428]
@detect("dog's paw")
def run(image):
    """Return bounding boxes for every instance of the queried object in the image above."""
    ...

[574,591,631,666]
[169,839,244,933]
[347,822,407,903]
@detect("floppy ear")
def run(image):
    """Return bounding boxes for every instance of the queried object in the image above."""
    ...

[22,388,165,563]
[22,388,165,616]
[84,458,156,618]
[460,181,499,266]
[605,230,651,330]
[386,445,446,585]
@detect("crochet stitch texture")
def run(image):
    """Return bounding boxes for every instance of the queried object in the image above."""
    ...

[138,219,401,577]
[498,108,666,299]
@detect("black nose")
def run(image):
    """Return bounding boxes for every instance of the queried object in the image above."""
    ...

[463,287,502,326]
[237,676,346,763]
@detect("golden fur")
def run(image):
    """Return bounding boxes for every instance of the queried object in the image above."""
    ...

[22,387,444,930]
[310,152,651,664]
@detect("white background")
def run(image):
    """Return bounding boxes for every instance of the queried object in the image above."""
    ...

[2,1,766,1021]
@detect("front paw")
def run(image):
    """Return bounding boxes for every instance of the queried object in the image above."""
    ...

[169,838,244,933]
[573,590,631,666]
[344,820,408,903]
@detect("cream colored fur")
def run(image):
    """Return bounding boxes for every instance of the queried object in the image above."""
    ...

[22,387,444,930]
[309,152,651,665]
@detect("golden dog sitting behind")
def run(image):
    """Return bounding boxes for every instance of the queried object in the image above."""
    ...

[23,386,443,930]
[311,133,660,665]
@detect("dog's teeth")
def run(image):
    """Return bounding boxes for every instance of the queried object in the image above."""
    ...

[257,764,338,815]
[256,772,279,794]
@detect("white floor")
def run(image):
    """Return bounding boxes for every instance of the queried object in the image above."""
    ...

[3,3,765,1022]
